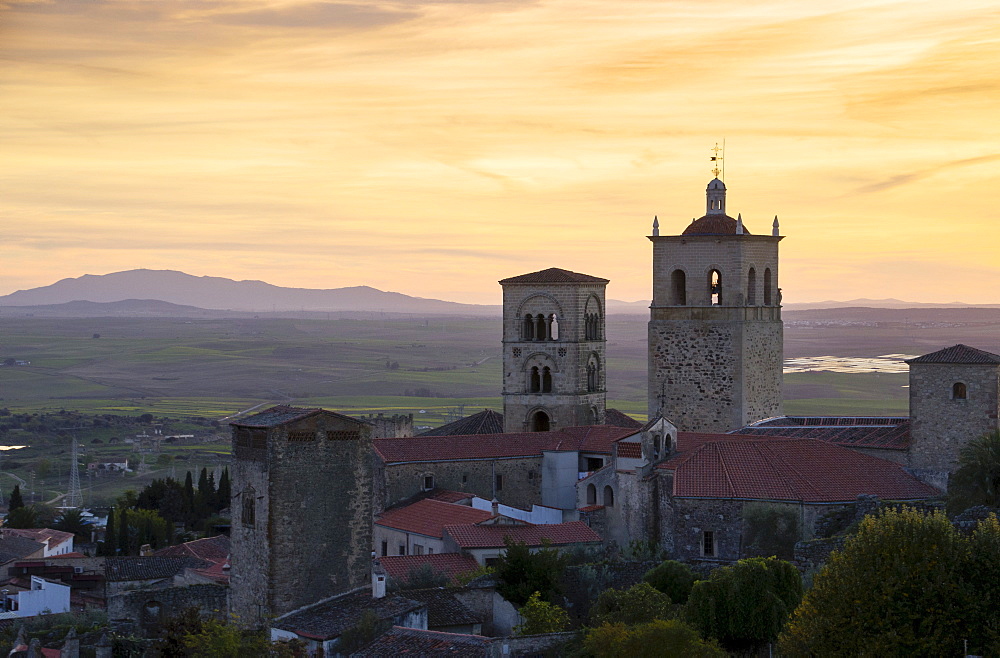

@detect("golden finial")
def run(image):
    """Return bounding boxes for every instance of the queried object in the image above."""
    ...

[710,141,724,179]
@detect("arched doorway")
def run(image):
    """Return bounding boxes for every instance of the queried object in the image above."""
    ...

[530,410,550,432]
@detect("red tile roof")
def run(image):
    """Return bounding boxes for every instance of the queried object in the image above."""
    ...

[681,213,750,236]
[616,442,642,459]
[375,426,636,464]
[604,408,644,429]
[354,627,491,657]
[425,489,474,504]
[230,405,362,428]
[4,528,74,547]
[377,499,493,539]
[733,417,911,451]
[154,534,230,561]
[906,344,1000,365]
[498,268,609,285]
[661,438,940,502]
[419,409,505,437]
[379,553,481,584]
[444,521,601,549]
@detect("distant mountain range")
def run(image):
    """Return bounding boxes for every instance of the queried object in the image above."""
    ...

[0,270,995,318]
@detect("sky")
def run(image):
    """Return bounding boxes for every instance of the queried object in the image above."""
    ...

[2,0,999,305]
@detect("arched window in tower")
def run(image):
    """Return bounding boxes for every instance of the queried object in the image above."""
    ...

[586,483,596,505]
[953,382,968,400]
[587,355,600,393]
[548,314,559,340]
[710,270,722,305]
[747,267,757,305]
[671,270,687,306]
[535,314,547,341]
[764,268,772,306]
[603,485,614,507]
[542,366,553,393]
[523,314,535,341]
[529,366,541,393]
[530,410,550,432]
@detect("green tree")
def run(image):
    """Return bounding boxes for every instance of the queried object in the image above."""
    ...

[184,471,195,520]
[100,506,116,556]
[8,484,23,512]
[590,583,674,627]
[687,556,801,652]
[741,502,801,559]
[6,505,38,529]
[54,508,89,539]
[494,538,567,606]
[399,563,450,590]
[779,507,977,656]
[583,620,726,658]
[217,468,231,511]
[117,508,129,555]
[947,429,1000,514]
[515,591,569,635]
[643,559,697,604]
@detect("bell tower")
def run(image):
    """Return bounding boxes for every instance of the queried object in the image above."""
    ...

[500,268,608,432]
[647,179,784,432]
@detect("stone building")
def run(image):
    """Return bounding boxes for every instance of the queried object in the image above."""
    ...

[229,406,378,627]
[499,268,609,432]
[907,344,1000,489]
[648,178,783,431]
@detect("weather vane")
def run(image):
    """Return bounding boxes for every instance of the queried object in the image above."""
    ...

[710,140,725,180]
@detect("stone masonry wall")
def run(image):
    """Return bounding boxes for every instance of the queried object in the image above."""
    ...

[910,362,1000,473]
[383,457,543,511]
[109,584,227,637]
[230,412,375,627]
[501,281,607,432]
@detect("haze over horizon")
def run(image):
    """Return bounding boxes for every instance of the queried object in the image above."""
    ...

[3,0,999,304]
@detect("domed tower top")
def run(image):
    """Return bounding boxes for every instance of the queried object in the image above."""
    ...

[706,178,726,215]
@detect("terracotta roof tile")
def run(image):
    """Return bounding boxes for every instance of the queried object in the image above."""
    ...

[230,405,363,428]
[443,521,601,549]
[402,588,484,627]
[604,408,644,429]
[906,344,1000,365]
[105,556,209,582]
[154,534,230,561]
[616,442,642,459]
[272,590,424,641]
[425,489,474,504]
[354,627,491,656]
[377,499,493,539]
[681,214,751,236]
[499,268,609,285]
[662,438,939,502]
[379,554,481,584]
[418,409,504,437]
[733,417,911,450]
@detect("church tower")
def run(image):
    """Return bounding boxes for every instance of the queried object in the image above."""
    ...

[647,179,783,432]
[500,268,609,432]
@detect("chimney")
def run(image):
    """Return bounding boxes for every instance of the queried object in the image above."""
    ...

[491,498,500,517]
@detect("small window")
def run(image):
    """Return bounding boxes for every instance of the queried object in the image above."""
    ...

[462,473,468,484]
[381,541,388,557]
[953,382,968,400]
[484,557,501,567]
[423,475,434,490]
[671,269,687,306]
[703,531,716,557]
[495,474,504,492]
[399,544,406,556]
[586,457,603,471]
[414,545,424,555]
[709,270,722,305]
[603,485,614,507]
[241,487,256,528]
[428,547,434,554]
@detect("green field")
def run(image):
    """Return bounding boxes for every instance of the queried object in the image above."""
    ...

[0,314,926,423]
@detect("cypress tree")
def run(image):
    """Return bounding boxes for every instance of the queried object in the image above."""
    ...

[9,485,23,512]
[117,508,130,556]
[102,508,116,556]
[218,468,231,512]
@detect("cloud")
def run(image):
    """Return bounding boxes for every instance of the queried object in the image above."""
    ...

[853,153,1000,194]
[204,2,417,29]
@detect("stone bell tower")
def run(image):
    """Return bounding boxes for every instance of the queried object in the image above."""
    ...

[500,268,609,432]
[647,178,784,432]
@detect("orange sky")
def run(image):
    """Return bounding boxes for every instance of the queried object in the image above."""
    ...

[2,0,999,304]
